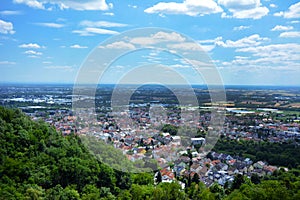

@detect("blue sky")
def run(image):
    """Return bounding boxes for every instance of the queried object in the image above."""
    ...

[0,0,300,85]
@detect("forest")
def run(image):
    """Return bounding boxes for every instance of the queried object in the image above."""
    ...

[212,137,300,168]
[0,106,300,199]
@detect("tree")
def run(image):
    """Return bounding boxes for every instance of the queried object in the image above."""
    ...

[161,124,178,136]
[156,171,162,184]
[231,174,245,190]
[132,173,154,185]
[192,173,200,184]
[81,185,100,200]
[251,173,261,184]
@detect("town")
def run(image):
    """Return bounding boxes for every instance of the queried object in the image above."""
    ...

[1,84,300,189]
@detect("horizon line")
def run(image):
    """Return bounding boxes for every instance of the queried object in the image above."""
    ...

[1,82,300,87]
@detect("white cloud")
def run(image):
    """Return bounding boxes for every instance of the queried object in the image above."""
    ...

[197,36,223,51]
[198,37,223,44]
[130,31,186,45]
[168,42,203,51]
[99,41,136,50]
[168,41,219,52]
[279,31,300,38]
[24,50,42,56]
[0,61,16,65]
[13,0,112,11]
[85,27,118,35]
[13,0,45,9]
[218,0,260,10]
[79,20,127,28]
[183,59,214,68]
[290,20,299,24]
[222,7,269,19]
[219,43,300,80]
[152,31,186,41]
[35,22,65,28]
[216,34,269,48]
[44,65,73,71]
[144,0,223,16]
[70,44,88,49]
[103,12,114,16]
[74,20,125,36]
[269,4,277,8]
[73,27,119,36]
[219,0,269,19]
[0,19,15,34]
[128,5,138,9]
[273,12,282,17]
[19,43,43,48]
[42,61,52,64]
[233,25,250,31]
[271,25,293,31]
[237,43,300,61]
[201,45,216,52]
[274,2,300,18]
[0,10,22,15]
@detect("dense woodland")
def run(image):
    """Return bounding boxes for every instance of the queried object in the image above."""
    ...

[0,106,300,199]
[213,137,300,168]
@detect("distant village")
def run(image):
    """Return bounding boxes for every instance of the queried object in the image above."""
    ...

[1,85,300,188]
[26,104,299,188]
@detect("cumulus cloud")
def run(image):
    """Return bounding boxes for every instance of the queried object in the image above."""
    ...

[79,20,127,28]
[74,20,125,36]
[19,43,43,48]
[13,0,45,9]
[0,19,15,34]
[216,34,269,48]
[290,20,299,24]
[219,0,269,19]
[0,10,22,15]
[279,31,300,38]
[103,12,114,16]
[168,42,203,51]
[233,25,251,31]
[237,43,300,60]
[44,65,73,71]
[99,41,136,50]
[73,27,119,36]
[220,43,300,78]
[144,0,223,16]
[218,0,260,10]
[274,2,300,18]
[130,31,186,45]
[70,44,88,49]
[34,22,65,28]
[197,36,223,51]
[24,50,42,56]
[0,61,16,65]
[13,0,112,11]
[271,25,293,31]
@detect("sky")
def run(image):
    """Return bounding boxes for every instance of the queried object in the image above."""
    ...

[0,0,300,85]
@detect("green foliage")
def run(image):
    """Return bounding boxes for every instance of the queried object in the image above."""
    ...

[1,106,300,199]
[192,173,200,184]
[186,182,215,200]
[132,172,154,185]
[161,124,178,135]
[213,138,300,168]
[0,107,117,198]
[231,174,246,190]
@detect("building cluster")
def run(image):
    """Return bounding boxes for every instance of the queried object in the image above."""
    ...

[25,105,298,188]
